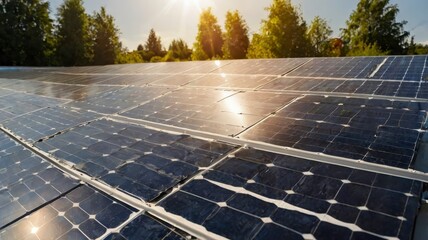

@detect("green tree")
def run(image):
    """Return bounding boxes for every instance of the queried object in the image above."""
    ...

[307,16,332,56]
[0,0,54,66]
[145,28,163,57]
[222,10,249,59]
[407,37,428,55]
[247,0,311,58]
[56,0,92,66]
[165,39,192,61]
[342,0,409,55]
[116,48,143,64]
[92,7,121,65]
[193,8,223,60]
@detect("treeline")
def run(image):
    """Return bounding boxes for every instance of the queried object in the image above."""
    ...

[0,0,427,66]
[0,0,122,66]
[190,0,428,60]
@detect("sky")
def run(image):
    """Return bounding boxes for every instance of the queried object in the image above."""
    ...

[48,0,428,50]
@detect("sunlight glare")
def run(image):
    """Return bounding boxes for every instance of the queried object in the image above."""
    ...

[31,227,39,234]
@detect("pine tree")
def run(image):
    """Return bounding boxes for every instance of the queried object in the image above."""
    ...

[92,7,121,65]
[55,0,92,66]
[145,28,163,57]
[222,10,249,59]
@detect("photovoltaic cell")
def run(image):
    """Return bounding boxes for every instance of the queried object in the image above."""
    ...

[35,119,237,202]
[158,148,422,240]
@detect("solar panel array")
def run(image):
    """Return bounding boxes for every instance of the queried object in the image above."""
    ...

[0,55,427,240]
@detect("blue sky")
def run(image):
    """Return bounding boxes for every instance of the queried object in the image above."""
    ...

[48,0,428,50]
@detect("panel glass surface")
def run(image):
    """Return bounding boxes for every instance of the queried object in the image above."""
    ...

[0,132,79,228]
[262,77,428,99]
[35,119,237,202]
[188,74,278,89]
[0,79,119,101]
[66,86,171,114]
[3,106,101,142]
[121,89,298,136]
[288,57,384,78]
[159,148,422,240]
[0,185,136,240]
[240,95,428,169]
[0,91,66,122]
[211,58,309,75]
[372,55,428,81]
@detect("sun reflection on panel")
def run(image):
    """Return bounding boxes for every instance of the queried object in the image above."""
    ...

[221,91,245,126]
[31,227,39,234]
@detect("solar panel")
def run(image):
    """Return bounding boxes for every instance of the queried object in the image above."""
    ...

[187,74,276,89]
[121,89,298,136]
[211,58,309,75]
[261,77,428,100]
[158,148,422,239]
[3,106,100,142]
[287,57,384,79]
[151,74,204,86]
[0,56,427,239]
[35,119,236,201]
[240,95,427,169]
[66,86,171,114]
[371,55,428,81]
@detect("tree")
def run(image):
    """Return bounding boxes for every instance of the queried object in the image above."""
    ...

[165,39,192,61]
[145,28,163,57]
[56,0,92,66]
[327,38,346,57]
[407,37,428,55]
[92,7,121,65]
[116,49,143,64]
[193,8,223,60]
[247,0,311,58]
[0,0,54,66]
[307,16,332,56]
[342,0,409,55]
[222,10,249,59]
